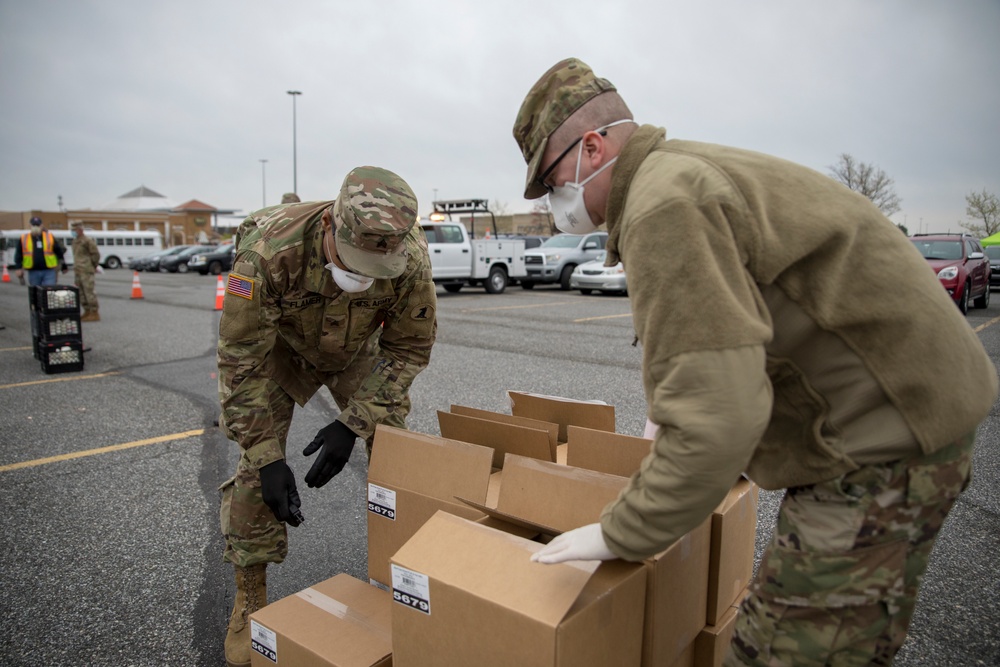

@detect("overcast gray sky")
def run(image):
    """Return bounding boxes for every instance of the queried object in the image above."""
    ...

[1,0,997,233]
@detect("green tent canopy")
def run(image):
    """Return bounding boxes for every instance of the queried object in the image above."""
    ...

[982,232,1000,247]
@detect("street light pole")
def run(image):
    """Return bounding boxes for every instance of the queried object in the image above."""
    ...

[287,90,302,195]
[259,159,268,208]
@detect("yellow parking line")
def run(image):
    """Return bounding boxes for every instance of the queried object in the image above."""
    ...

[574,313,633,323]
[973,315,1000,333]
[0,429,205,472]
[0,371,120,390]
[0,346,33,352]
[464,301,573,313]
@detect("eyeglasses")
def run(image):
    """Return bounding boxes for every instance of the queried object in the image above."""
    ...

[536,129,609,193]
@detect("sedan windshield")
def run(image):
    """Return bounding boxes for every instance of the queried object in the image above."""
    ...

[912,240,962,261]
[541,235,586,248]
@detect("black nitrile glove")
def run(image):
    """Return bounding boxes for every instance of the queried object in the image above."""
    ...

[303,420,357,488]
[259,459,303,526]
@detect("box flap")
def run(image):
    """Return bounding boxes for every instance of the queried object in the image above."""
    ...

[391,511,597,626]
[368,425,493,503]
[438,410,555,467]
[508,391,615,442]
[565,425,652,478]
[449,404,559,458]
[493,454,629,532]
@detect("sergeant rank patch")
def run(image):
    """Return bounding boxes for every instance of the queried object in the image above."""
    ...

[227,273,255,300]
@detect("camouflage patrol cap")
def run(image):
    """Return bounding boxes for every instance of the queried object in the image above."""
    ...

[333,166,418,279]
[513,57,616,200]
[281,192,301,204]
[70,220,83,228]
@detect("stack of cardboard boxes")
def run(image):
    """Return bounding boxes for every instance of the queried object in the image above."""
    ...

[249,392,759,667]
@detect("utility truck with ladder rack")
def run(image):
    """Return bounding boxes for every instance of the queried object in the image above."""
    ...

[419,199,527,294]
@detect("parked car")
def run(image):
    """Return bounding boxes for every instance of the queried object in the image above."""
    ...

[570,251,627,295]
[188,243,235,275]
[910,233,990,314]
[498,234,546,250]
[984,245,1000,289]
[130,245,191,272]
[522,232,608,290]
[159,245,214,273]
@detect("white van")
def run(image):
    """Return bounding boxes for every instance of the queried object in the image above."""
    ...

[1,229,163,269]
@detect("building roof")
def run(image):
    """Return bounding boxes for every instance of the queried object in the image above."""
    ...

[174,199,217,212]
[101,185,179,211]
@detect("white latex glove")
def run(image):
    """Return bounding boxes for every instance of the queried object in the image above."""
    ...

[530,523,617,564]
[643,418,659,440]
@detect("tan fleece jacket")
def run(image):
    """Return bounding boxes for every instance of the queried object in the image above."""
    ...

[600,126,998,561]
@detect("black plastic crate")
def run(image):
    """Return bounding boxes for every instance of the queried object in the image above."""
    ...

[38,312,82,342]
[33,285,81,314]
[39,340,85,374]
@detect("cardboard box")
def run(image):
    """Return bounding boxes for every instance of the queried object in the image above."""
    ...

[249,573,392,667]
[458,454,710,667]
[565,425,652,478]
[668,641,695,667]
[508,391,616,443]
[449,404,560,453]
[706,478,758,625]
[694,605,738,667]
[641,521,711,667]
[390,511,647,667]
[366,425,494,590]
[438,409,556,467]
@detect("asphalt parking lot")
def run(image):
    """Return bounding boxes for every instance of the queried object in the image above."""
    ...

[1,269,998,666]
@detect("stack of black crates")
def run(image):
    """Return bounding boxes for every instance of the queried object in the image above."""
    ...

[30,284,85,374]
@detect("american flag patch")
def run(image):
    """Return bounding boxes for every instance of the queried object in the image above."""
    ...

[227,274,255,300]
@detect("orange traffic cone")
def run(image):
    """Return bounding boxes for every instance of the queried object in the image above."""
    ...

[484,228,492,240]
[214,274,225,310]
[130,271,144,299]
[1,264,9,283]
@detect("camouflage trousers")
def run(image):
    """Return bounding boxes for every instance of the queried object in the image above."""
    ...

[725,432,975,667]
[74,271,98,312]
[219,351,383,569]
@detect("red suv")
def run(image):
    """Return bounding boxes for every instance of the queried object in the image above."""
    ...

[910,233,991,314]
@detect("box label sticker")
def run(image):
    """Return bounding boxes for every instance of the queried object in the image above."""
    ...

[250,620,277,662]
[391,564,431,615]
[367,483,397,520]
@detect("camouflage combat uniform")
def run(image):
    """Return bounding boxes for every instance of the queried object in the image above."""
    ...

[217,198,437,568]
[71,227,101,317]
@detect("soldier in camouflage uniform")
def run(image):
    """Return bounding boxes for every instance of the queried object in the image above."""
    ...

[70,221,101,321]
[217,166,436,667]
[517,59,997,665]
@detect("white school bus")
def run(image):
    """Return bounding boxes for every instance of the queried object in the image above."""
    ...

[1,229,163,269]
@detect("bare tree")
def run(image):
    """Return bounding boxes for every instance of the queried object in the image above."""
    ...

[828,153,902,218]
[489,199,510,215]
[961,189,1000,237]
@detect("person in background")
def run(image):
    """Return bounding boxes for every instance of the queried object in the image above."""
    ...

[515,58,998,666]
[217,166,437,667]
[15,216,66,287]
[70,221,101,322]
[280,192,301,204]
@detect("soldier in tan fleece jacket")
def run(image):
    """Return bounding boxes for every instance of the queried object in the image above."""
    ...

[515,58,997,666]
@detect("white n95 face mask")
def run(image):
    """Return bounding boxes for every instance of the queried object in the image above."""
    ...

[328,263,375,293]
[548,119,632,234]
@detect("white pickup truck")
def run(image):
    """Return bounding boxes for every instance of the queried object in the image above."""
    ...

[421,220,527,294]
[419,199,528,295]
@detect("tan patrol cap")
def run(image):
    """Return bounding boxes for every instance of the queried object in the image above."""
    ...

[332,166,418,280]
[513,57,616,200]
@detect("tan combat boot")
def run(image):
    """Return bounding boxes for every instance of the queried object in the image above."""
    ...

[81,309,100,322]
[224,563,267,667]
